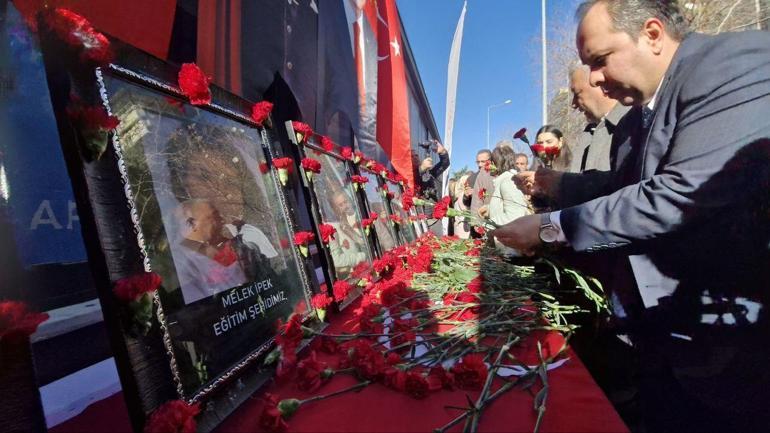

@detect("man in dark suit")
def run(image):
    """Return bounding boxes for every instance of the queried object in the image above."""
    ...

[494,1,770,431]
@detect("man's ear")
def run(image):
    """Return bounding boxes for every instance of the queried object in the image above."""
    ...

[641,17,665,54]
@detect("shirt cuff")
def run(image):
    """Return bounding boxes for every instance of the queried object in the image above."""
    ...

[550,211,569,243]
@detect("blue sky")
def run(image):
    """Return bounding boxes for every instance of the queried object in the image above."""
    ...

[398,0,580,175]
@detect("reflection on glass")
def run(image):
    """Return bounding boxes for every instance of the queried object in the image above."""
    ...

[104,74,308,397]
[388,182,418,243]
[360,171,397,252]
[311,154,373,282]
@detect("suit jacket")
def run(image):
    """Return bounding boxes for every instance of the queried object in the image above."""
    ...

[568,104,632,173]
[559,31,770,416]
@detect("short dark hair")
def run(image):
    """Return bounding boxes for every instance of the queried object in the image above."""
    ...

[476,149,492,158]
[576,0,689,42]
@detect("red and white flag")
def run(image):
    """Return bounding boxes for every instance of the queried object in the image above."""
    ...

[376,0,414,189]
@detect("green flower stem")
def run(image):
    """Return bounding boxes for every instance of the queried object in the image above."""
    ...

[298,380,371,406]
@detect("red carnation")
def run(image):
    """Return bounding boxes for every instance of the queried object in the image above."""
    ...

[318,224,336,244]
[273,157,294,170]
[361,218,375,231]
[0,301,49,342]
[332,280,352,302]
[451,353,488,390]
[251,101,273,127]
[320,135,334,152]
[402,189,414,212]
[259,162,270,174]
[301,158,321,173]
[258,394,289,432]
[513,127,530,145]
[292,121,314,143]
[340,147,353,160]
[531,143,545,156]
[370,211,379,220]
[353,150,365,164]
[275,314,304,349]
[389,214,402,225]
[427,366,455,391]
[350,175,369,191]
[432,196,452,219]
[43,8,113,66]
[478,188,487,200]
[293,231,315,246]
[404,371,430,399]
[347,339,387,381]
[113,272,162,303]
[178,63,211,105]
[296,351,330,392]
[544,146,561,157]
[66,104,120,132]
[273,157,294,186]
[311,293,333,310]
[144,399,200,433]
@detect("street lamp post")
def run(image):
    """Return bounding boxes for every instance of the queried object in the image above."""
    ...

[486,99,512,149]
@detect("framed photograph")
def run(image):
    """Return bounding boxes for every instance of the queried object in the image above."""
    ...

[95,65,314,401]
[384,179,419,244]
[286,126,375,296]
[357,168,398,253]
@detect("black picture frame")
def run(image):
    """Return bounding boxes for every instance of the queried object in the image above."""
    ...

[285,122,376,306]
[38,34,318,430]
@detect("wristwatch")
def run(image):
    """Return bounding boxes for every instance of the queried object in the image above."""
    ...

[538,213,560,244]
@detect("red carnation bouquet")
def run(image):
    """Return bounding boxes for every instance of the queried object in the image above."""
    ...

[318,224,337,244]
[178,63,211,105]
[251,101,273,127]
[301,157,322,183]
[0,301,49,344]
[144,399,201,433]
[113,272,162,335]
[292,121,314,144]
[293,231,315,257]
[273,157,294,186]
[350,175,369,191]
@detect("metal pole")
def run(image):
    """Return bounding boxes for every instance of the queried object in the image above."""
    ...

[486,106,491,150]
[542,0,548,125]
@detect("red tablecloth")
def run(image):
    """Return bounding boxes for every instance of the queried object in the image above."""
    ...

[53,303,628,433]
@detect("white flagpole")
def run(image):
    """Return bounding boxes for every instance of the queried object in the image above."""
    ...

[440,1,467,234]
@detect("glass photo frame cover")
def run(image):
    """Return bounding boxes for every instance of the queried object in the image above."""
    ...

[99,68,312,400]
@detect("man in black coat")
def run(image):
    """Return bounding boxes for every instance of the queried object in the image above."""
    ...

[494,1,770,431]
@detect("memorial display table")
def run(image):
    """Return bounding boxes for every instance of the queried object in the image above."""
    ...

[53,294,628,433]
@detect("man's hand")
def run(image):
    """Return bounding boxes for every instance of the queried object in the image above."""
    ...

[513,171,535,195]
[513,168,562,200]
[464,185,473,197]
[478,205,489,218]
[435,142,447,155]
[491,214,542,254]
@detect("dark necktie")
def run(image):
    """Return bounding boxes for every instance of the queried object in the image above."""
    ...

[641,106,654,130]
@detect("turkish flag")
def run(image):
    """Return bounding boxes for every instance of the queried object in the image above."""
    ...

[376,0,414,189]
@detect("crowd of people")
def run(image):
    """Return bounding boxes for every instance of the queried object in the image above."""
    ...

[429,0,770,431]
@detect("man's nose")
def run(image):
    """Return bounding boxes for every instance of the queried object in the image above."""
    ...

[589,69,604,87]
